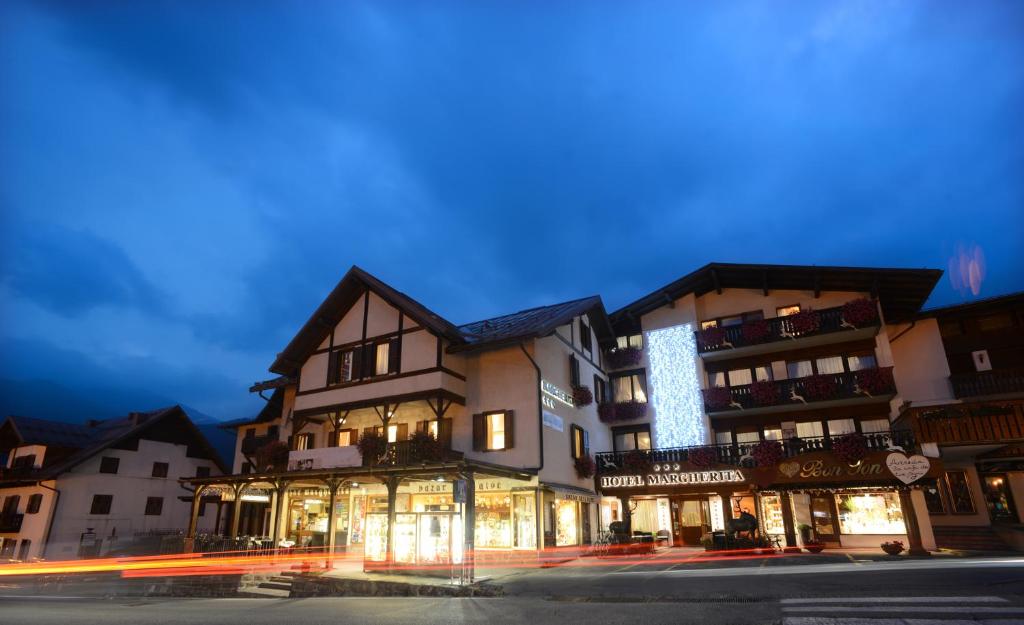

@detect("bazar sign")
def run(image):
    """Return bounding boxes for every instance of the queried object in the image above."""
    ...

[600,469,745,489]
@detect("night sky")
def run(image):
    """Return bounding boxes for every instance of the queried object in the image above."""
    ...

[1,1,1022,421]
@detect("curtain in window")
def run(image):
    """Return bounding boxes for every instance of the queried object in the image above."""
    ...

[787,360,814,379]
[754,366,772,382]
[728,369,753,387]
[630,500,660,533]
[614,433,636,451]
[796,421,824,438]
[709,372,726,388]
[827,419,856,435]
[859,418,890,433]
[375,343,390,376]
[763,428,783,441]
[632,375,648,403]
[816,356,845,375]
[736,431,760,444]
[847,354,877,371]
[613,377,632,402]
[715,431,733,445]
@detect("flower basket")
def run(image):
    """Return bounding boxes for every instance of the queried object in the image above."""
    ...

[702,386,733,411]
[855,367,894,396]
[881,540,905,556]
[801,374,838,401]
[688,446,718,469]
[408,430,443,463]
[741,319,771,344]
[697,326,727,350]
[789,310,821,335]
[574,454,596,479]
[622,450,653,474]
[750,440,785,467]
[357,432,388,465]
[254,440,290,472]
[831,433,869,465]
[749,380,780,406]
[842,298,879,328]
[597,401,648,422]
[572,385,594,408]
[597,402,617,422]
[606,346,642,369]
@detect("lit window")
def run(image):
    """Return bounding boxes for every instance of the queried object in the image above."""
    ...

[859,418,890,433]
[727,368,753,386]
[720,315,743,327]
[426,421,439,438]
[337,430,352,446]
[816,356,845,375]
[700,320,718,330]
[612,373,647,403]
[836,493,904,534]
[796,421,824,438]
[386,424,398,443]
[847,354,877,371]
[715,431,733,445]
[486,413,505,450]
[736,431,760,444]
[755,366,772,382]
[827,418,856,435]
[709,371,726,388]
[777,305,801,317]
[787,360,814,378]
[340,350,354,381]
[763,427,783,441]
[375,343,390,376]
[616,334,643,349]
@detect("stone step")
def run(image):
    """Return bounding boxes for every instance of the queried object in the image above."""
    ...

[257,582,293,591]
[238,587,291,599]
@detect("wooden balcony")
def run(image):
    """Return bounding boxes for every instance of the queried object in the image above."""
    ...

[896,401,1024,446]
[595,430,912,475]
[362,440,463,468]
[695,299,880,362]
[240,435,274,456]
[950,368,1024,400]
[702,366,896,417]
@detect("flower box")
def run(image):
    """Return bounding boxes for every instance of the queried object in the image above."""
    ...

[741,319,771,344]
[801,374,838,401]
[749,380,780,406]
[831,433,869,465]
[697,326,727,350]
[622,450,653,474]
[881,540,905,556]
[574,454,596,479]
[855,367,895,396]
[702,386,733,411]
[606,346,643,369]
[597,401,648,422]
[842,298,879,328]
[789,310,821,335]
[750,440,785,467]
[687,446,718,469]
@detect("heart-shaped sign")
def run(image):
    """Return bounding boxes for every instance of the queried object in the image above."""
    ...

[886,452,930,484]
[778,461,800,478]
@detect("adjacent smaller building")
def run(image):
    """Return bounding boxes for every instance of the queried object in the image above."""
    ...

[0,406,226,561]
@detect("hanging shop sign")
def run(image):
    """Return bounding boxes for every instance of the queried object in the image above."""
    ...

[885,452,931,484]
[541,379,575,409]
[453,479,467,503]
[599,469,746,489]
[542,410,564,432]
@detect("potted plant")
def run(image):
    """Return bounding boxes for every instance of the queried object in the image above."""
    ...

[789,309,821,335]
[697,326,727,350]
[408,430,443,463]
[614,401,648,421]
[254,440,290,472]
[804,541,825,554]
[572,385,594,408]
[702,386,733,411]
[855,367,895,396]
[688,446,718,469]
[574,454,596,479]
[881,540,905,556]
[622,449,653,474]
[801,374,838,401]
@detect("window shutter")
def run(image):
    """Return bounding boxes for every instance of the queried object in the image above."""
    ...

[362,426,375,440]
[570,355,580,387]
[348,428,359,445]
[367,343,378,377]
[287,434,295,450]
[583,429,590,457]
[352,346,364,380]
[570,425,578,458]
[327,430,338,447]
[472,413,485,451]
[440,418,453,448]
[327,350,339,384]
[503,410,515,449]
[396,423,409,441]
[415,420,426,433]
[388,339,401,374]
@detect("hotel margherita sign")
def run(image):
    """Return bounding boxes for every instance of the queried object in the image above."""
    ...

[600,469,746,489]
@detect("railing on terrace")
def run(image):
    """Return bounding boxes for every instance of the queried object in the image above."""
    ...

[950,368,1024,399]
[896,402,1024,446]
[702,367,895,413]
[595,430,913,475]
[362,440,464,468]
[695,299,879,355]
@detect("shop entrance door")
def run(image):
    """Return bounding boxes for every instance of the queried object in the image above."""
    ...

[810,495,840,544]
[981,474,1018,523]
[673,498,710,546]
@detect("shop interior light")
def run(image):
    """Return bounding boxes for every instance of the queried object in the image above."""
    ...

[434,475,445,482]
[645,322,706,448]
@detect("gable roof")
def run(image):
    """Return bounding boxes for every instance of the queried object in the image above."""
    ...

[0,406,227,483]
[917,290,1024,319]
[611,262,943,329]
[450,295,615,353]
[270,266,465,376]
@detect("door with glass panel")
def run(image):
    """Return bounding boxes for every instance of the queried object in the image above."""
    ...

[674,498,710,546]
[810,496,840,544]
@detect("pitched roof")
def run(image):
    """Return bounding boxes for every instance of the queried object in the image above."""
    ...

[611,262,943,329]
[270,266,465,376]
[917,290,1024,319]
[450,295,614,353]
[3,416,97,448]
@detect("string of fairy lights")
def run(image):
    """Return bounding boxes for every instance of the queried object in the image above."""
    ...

[645,322,707,449]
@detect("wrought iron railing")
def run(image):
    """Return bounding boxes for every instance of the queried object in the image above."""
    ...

[950,368,1024,399]
[695,300,878,355]
[702,367,895,413]
[594,430,912,475]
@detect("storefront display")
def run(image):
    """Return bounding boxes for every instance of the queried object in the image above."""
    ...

[760,494,786,536]
[555,499,578,546]
[836,493,904,534]
[393,514,418,564]
[363,513,388,561]
[475,493,512,548]
[349,495,366,544]
[513,493,537,549]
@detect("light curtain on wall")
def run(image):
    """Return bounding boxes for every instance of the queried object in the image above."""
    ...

[816,356,845,375]
[787,360,814,378]
[630,500,660,533]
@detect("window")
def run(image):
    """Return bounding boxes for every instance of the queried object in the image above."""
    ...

[978,313,1013,332]
[718,365,771,388]
[836,493,905,534]
[777,305,801,317]
[924,483,947,514]
[369,423,406,443]
[727,368,753,387]
[611,372,647,403]
[700,320,718,330]
[151,462,169,478]
[569,355,581,388]
[612,425,651,451]
[17,539,30,561]
[99,456,119,474]
[616,334,643,349]
[337,430,353,446]
[241,461,253,474]
[796,421,824,438]
[827,418,856,435]
[715,431,733,445]
[196,466,211,478]
[709,371,726,388]
[847,353,877,371]
[374,342,390,376]
[90,495,113,515]
[705,310,764,329]
[144,497,163,516]
[332,349,354,382]
[295,432,315,450]
[244,428,256,439]
[2,495,20,516]
[26,494,42,514]
[944,471,976,514]
[816,356,845,375]
[11,454,35,471]
[859,418,890,433]
[735,430,760,444]
[593,374,607,404]
[474,411,513,451]
[579,319,592,352]
[570,424,589,459]
[763,427,783,441]
[787,360,814,379]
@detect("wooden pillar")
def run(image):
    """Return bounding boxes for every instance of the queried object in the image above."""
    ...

[617,495,631,535]
[271,482,288,546]
[325,480,341,568]
[213,501,224,536]
[229,483,245,538]
[720,491,733,546]
[780,492,798,550]
[899,488,929,556]
[384,476,400,569]
[186,485,205,552]
[463,472,475,583]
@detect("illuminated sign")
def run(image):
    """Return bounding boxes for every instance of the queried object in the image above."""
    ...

[599,469,745,489]
[541,379,574,409]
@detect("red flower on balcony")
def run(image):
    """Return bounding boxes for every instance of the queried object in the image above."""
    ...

[855,367,895,397]
[697,326,727,350]
[702,386,733,411]
[842,298,879,328]
[572,385,594,408]
[688,446,718,469]
[801,374,838,401]
[741,319,771,344]
[831,433,869,465]
[749,380,780,406]
[597,401,648,422]
[622,450,653,474]
[254,440,289,472]
[606,346,643,369]
[750,440,785,467]
[789,309,821,335]
[574,454,596,479]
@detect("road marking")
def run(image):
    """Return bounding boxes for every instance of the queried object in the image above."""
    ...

[782,606,1024,614]
[783,619,1017,625]
[781,596,1010,604]
[608,557,1024,578]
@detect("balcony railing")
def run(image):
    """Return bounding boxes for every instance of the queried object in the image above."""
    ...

[0,513,24,533]
[362,440,463,468]
[240,435,274,456]
[595,430,912,475]
[702,367,896,414]
[896,401,1024,446]
[695,299,879,356]
[950,368,1024,399]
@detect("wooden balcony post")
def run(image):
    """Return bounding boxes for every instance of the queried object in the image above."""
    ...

[186,485,205,552]
[383,475,400,570]
[780,492,797,550]
[229,483,244,538]
[325,479,341,569]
